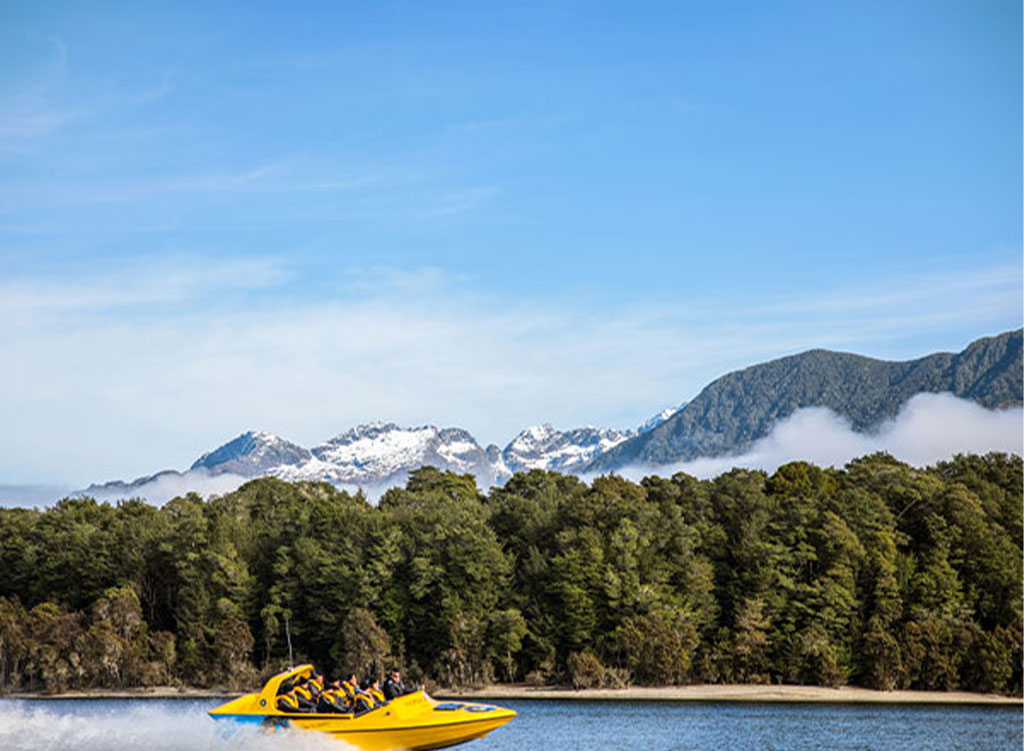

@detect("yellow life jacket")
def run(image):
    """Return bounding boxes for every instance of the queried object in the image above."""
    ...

[340,680,357,700]
[369,687,386,704]
[318,688,346,712]
[353,691,375,711]
[277,692,300,712]
[294,684,314,701]
[309,676,324,694]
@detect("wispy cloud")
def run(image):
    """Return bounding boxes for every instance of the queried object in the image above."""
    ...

[133,70,176,104]
[696,262,1023,362]
[0,256,290,316]
[767,265,1022,318]
[419,185,500,217]
[0,90,83,142]
[56,161,293,204]
[0,157,424,214]
[0,258,1018,485]
[0,38,80,149]
[83,470,249,507]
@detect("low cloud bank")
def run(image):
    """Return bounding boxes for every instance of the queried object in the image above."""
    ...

[84,470,385,507]
[86,469,249,507]
[627,392,1022,481]
[65,393,1024,507]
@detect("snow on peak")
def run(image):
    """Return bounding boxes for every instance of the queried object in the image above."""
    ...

[501,424,636,474]
[506,424,558,453]
[638,403,686,433]
[300,423,495,485]
[84,416,653,503]
[190,430,311,477]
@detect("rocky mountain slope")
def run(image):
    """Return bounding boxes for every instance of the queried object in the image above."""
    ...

[586,329,1022,471]
[191,430,311,476]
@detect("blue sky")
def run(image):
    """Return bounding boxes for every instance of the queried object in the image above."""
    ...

[1,0,1021,487]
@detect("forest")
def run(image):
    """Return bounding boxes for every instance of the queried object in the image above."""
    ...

[0,452,1020,695]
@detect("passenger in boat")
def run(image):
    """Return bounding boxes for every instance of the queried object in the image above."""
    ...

[351,688,375,715]
[350,678,385,714]
[340,673,360,702]
[292,676,319,711]
[365,677,387,705]
[316,683,350,714]
[277,690,314,713]
[383,668,407,700]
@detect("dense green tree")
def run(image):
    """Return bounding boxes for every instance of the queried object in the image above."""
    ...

[0,453,1019,695]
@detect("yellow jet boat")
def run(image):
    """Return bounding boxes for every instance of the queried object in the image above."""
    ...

[208,664,516,750]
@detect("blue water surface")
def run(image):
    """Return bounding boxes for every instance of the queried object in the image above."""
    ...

[473,699,1023,751]
[0,697,1019,751]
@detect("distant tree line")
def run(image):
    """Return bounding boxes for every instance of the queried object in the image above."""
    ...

[0,452,1020,695]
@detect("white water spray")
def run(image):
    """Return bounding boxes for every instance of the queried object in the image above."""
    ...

[0,700,353,751]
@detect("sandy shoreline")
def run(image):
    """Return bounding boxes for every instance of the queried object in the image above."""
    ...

[4,683,1020,705]
[436,684,1022,704]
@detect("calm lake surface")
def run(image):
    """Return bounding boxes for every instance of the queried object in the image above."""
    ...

[0,697,1020,751]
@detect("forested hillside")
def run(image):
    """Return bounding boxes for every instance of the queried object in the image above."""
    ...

[0,453,1020,695]
[590,329,1023,469]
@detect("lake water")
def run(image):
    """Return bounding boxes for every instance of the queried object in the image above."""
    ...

[0,697,1019,751]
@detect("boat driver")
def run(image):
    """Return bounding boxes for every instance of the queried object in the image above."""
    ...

[383,668,408,700]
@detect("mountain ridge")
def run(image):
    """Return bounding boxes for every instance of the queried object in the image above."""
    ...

[79,330,1022,501]
[585,329,1022,471]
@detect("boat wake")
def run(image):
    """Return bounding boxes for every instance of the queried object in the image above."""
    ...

[0,700,352,751]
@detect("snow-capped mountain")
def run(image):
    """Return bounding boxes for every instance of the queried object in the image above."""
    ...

[79,416,664,503]
[191,430,311,477]
[68,330,1024,505]
[500,424,636,475]
[273,423,499,487]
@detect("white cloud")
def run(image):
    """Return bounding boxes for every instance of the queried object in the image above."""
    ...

[81,469,392,507]
[0,257,1019,487]
[621,393,1023,481]
[76,393,1023,506]
[0,256,290,316]
[766,265,1021,318]
[86,470,249,507]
